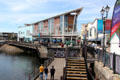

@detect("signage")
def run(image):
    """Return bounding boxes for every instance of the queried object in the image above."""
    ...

[105,19,111,33]
[111,0,120,39]
[97,20,103,33]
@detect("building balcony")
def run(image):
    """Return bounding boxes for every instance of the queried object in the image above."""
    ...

[32,31,79,38]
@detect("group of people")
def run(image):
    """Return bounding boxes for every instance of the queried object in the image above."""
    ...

[39,65,55,80]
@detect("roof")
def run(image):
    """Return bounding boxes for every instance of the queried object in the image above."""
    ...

[33,7,83,24]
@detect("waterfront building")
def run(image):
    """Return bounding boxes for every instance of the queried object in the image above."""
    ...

[81,18,111,46]
[80,24,88,41]
[0,32,17,41]
[18,24,33,42]
[32,8,83,43]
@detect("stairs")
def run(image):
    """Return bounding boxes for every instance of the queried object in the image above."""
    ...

[65,57,88,80]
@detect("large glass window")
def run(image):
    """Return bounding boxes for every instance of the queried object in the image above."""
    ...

[90,28,92,37]
[51,18,54,33]
[48,19,51,33]
[64,15,68,32]
[60,16,63,33]
[39,22,43,32]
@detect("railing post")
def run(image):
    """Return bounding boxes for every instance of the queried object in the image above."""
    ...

[98,49,100,62]
[113,53,116,74]
[29,74,31,80]
[104,52,106,67]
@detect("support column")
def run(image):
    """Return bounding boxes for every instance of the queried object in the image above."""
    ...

[62,15,65,43]
[50,19,52,42]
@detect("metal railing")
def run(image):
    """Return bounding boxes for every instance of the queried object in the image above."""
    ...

[87,45,120,75]
[28,57,54,80]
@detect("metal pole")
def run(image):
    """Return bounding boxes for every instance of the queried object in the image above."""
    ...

[103,17,106,66]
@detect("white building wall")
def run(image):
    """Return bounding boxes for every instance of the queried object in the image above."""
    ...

[110,33,120,55]
[18,25,33,42]
[87,20,97,41]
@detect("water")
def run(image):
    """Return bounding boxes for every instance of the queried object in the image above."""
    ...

[0,52,40,80]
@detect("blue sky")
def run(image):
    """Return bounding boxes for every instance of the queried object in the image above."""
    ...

[0,0,116,33]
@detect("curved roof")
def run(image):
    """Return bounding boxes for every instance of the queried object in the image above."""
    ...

[33,7,83,24]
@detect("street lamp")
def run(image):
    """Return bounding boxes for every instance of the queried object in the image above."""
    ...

[105,5,110,18]
[100,5,110,66]
[100,7,105,19]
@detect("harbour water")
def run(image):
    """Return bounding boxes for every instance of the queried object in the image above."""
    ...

[0,52,40,80]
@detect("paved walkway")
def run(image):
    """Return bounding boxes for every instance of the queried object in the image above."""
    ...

[36,58,65,80]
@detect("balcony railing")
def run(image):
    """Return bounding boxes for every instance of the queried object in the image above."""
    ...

[63,32,78,36]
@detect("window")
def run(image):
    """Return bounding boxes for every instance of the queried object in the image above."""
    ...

[90,28,92,36]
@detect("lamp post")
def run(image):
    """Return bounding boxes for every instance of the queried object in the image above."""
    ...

[100,5,110,66]
[84,25,88,59]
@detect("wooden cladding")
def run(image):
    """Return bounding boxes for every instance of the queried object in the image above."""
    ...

[68,15,74,32]
[68,15,74,25]
[34,23,39,34]
[54,17,60,35]
[43,20,48,28]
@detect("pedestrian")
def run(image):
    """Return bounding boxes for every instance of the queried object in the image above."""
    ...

[50,66,55,80]
[39,64,44,80]
[44,66,48,80]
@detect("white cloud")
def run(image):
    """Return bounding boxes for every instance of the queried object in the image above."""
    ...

[0,13,58,24]
[0,0,49,12]
[26,0,48,5]
[11,4,29,12]
[0,0,117,32]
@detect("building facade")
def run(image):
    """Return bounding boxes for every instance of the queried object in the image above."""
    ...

[81,19,111,45]
[18,24,33,42]
[32,8,83,43]
[80,24,88,40]
[0,32,17,41]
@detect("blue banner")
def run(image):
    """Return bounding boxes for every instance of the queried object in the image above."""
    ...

[97,20,103,33]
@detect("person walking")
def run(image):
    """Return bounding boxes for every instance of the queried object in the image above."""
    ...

[50,66,55,80]
[44,66,48,80]
[39,64,44,80]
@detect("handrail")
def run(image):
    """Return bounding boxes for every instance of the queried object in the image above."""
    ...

[87,45,120,75]
[32,57,54,80]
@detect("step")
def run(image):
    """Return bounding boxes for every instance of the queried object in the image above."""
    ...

[67,74,87,77]
[67,59,84,61]
[67,77,87,80]
[66,68,86,71]
[67,71,87,74]
[66,66,86,68]
[67,64,85,66]
[67,57,84,60]
[67,61,85,64]
[67,60,85,63]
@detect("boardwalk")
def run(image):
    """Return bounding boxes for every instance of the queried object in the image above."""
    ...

[36,58,65,80]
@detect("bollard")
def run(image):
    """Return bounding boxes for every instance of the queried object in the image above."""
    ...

[29,74,31,80]
[113,53,116,74]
